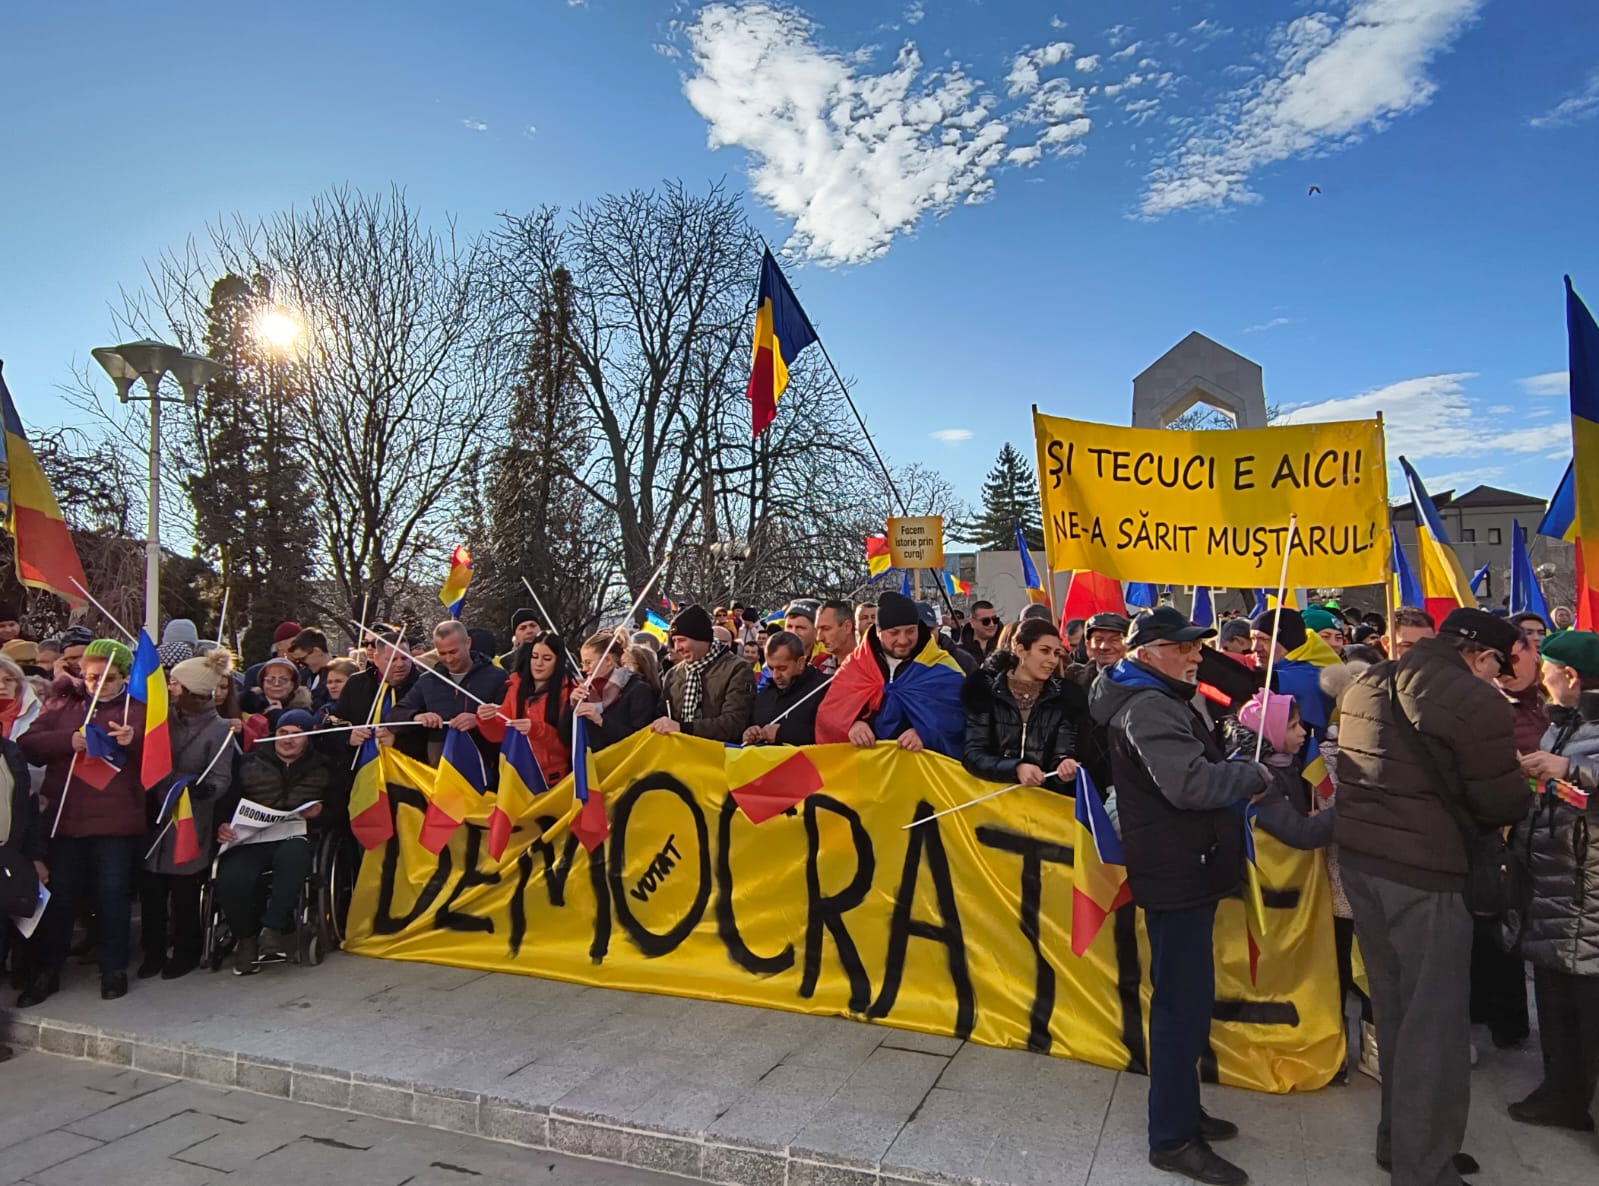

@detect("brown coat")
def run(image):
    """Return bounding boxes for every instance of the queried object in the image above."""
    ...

[1332,636,1531,892]
[662,648,756,743]
[19,680,147,839]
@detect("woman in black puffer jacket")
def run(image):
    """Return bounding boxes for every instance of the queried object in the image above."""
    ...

[961,618,1089,792]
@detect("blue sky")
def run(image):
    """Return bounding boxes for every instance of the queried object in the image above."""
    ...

[3,0,1597,511]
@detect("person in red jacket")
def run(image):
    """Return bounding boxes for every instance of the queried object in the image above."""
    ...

[477,635,573,785]
[17,638,145,1006]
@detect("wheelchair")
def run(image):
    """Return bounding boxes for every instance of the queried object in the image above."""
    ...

[199,825,357,972]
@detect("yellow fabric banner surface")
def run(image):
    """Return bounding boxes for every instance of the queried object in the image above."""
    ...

[1032,412,1390,588]
[345,734,1344,1093]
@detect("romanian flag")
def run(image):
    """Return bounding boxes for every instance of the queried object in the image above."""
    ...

[1302,736,1333,804]
[1567,277,1599,629]
[1241,802,1269,985]
[746,249,819,435]
[1251,588,1269,617]
[1399,455,1476,622]
[0,363,87,604]
[1190,586,1214,629]
[439,545,473,619]
[940,571,972,597]
[660,593,679,614]
[866,535,892,580]
[1272,630,1341,740]
[1126,583,1160,610]
[1537,462,1597,629]
[641,609,670,645]
[1016,523,1050,606]
[128,630,171,788]
[1509,520,1551,624]
[419,728,484,854]
[349,737,394,850]
[1470,563,1491,598]
[77,722,125,790]
[570,714,608,853]
[1391,519,1424,609]
[156,776,201,865]
[1060,570,1126,622]
[488,726,547,861]
[1069,767,1131,956]
[815,631,966,757]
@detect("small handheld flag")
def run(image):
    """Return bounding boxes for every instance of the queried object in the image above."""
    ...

[1016,523,1050,607]
[1069,768,1132,956]
[1241,801,1269,985]
[439,546,474,619]
[641,609,670,645]
[746,249,819,436]
[941,571,971,597]
[570,714,608,853]
[128,630,171,788]
[1191,587,1214,629]
[900,570,913,597]
[1509,520,1551,624]
[1470,563,1491,597]
[1126,583,1160,610]
[1391,521,1424,609]
[488,727,548,861]
[77,722,126,790]
[865,535,892,580]
[349,737,395,850]
[419,728,485,854]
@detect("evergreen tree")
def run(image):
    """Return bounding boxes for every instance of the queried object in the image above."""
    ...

[956,443,1043,551]
[180,274,317,661]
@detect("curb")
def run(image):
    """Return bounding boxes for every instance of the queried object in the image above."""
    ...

[2,1011,957,1186]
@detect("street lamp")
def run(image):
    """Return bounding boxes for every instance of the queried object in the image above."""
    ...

[91,339,224,638]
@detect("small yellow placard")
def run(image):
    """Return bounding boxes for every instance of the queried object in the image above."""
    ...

[887,516,945,569]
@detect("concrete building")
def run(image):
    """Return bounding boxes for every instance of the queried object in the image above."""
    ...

[1390,483,1572,610]
[1132,331,1270,430]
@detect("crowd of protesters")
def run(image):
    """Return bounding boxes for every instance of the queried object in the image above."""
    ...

[1,589,1596,1186]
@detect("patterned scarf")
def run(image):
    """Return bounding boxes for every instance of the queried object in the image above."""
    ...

[678,641,726,723]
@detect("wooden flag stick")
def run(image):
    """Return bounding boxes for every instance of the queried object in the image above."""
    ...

[68,578,135,643]
[216,587,230,647]
[346,621,513,722]
[902,783,1025,829]
[51,660,116,837]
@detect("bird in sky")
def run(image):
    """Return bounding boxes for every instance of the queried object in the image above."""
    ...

[1307,185,1322,195]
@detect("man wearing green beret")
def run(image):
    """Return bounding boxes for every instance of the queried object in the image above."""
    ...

[1303,606,1346,656]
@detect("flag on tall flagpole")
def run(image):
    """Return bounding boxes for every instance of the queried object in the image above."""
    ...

[941,571,971,597]
[439,546,473,619]
[1509,520,1551,624]
[348,737,394,850]
[1566,277,1599,629]
[1015,523,1050,607]
[1126,583,1160,610]
[1470,563,1491,598]
[900,570,913,597]
[1398,456,1477,621]
[865,535,892,580]
[1391,520,1424,608]
[1060,571,1125,622]
[1070,768,1132,956]
[1190,587,1214,629]
[746,249,819,436]
[1535,461,1597,628]
[488,726,547,861]
[0,363,87,604]
[127,630,171,788]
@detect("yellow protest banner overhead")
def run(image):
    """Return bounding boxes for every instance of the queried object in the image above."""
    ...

[345,733,1345,1094]
[1032,412,1390,588]
[886,515,945,569]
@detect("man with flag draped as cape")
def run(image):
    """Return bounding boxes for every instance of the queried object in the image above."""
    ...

[815,592,965,758]
[1087,606,1269,1186]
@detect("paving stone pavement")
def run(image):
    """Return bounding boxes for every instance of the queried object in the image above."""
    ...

[4,951,1597,1184]
[0,1052,685,1185]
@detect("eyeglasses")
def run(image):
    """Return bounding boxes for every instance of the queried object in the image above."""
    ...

[1147,640,1204,656]
[975,616,996,625]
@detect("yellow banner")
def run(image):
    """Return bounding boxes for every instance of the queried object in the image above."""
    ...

[345,735,1344,1093]
[1032,412,1390,588]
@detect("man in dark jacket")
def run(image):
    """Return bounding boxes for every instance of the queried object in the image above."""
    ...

[958,600,1001,664]
[1089,607,1268,1186]
[1333,608,1531,1186]
[338,633,428,765]
[1064,611,1129,792]
[745,631,828,746]
[1,731,45,1052]
[654,605,755,743]
[387,620,508,774]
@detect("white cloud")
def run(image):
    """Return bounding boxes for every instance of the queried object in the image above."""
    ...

[1007,41,1074,95]
[1279,372,1571,471]
[1105,24,1133,47]
[1008,144,1043,166]
[1050,15,1067,31]
[1416,465,1505,492]
[653,41,682,58]
[525,125,538,138]
[1123,98,1161,126]
[1102,73,1146,98]
[1485,404,1514,415]
[1074,55,1100,73]
[1519,370,1569,396]
[1531,71,1599,127]
[461,118,489,132]
[1110,41,1141,61]
[685,4,1025,265]
[1141,0,1483,216]
[1243,316,1293,333]
[930,428,973,443]
[904,1,925,26]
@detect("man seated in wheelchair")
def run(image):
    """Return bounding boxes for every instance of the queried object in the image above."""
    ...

[215,709,329,974]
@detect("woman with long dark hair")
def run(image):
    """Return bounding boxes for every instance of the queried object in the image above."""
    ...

[960,617,1087,791]
[478,636,575,784]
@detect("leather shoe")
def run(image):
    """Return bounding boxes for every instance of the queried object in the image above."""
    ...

[137,957,165,980]
[1149,1139,1248,1185]
[161,956,199,981]
[1199,1109,1238,1142]
[16,972,60,1008]
[100,972,128,1000]
[1376,1151,1480,1175]
[1509,1096,1595,1132]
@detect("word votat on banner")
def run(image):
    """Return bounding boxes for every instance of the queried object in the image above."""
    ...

[1031,412,1390,589]
[344,734,1345,1093]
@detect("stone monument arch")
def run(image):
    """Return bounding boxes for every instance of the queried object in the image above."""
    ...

[1132,331,1268,429]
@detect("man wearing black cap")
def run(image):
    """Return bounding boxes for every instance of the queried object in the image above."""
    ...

[499,609,543,667]
[0,604,20,644]
[1089,606,1269,1186]
[655,605,755,743]
[1334,608,1532,1186]
[1065,612,1130,791]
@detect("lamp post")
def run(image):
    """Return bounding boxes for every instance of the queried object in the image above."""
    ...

[91,340,224,639]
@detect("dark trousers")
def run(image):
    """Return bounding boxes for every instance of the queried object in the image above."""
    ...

[1145,901,1217,1151]
[1333,915,1373,1024]
[41,835,138,975]
[216,838,311,938]
[139,871,204,967]
[1530,965,1599,1115]
[1469,914,1529,1044]
[1344,867,1472,1186]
